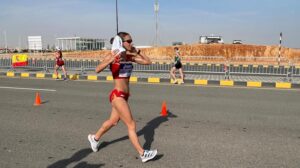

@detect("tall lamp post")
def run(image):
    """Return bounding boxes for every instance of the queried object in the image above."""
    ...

[154,0,159,47]
[116,0,119,34]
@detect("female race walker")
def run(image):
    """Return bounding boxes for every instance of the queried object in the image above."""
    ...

[88,32,158,163]
[54,49,67,80]
[170,47,184,84]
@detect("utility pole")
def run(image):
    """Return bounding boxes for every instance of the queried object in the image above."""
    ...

[18,36,21,51]
[154,0,159,47]
[4,30,7,53]
[278,32,282,65]
[116,0,119,34]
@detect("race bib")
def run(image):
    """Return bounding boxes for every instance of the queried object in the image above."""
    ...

[119,63,133,77]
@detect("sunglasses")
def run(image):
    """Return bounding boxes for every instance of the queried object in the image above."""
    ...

[123,39,133,44]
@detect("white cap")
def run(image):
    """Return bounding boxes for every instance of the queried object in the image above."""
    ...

[111,35,125,55]
[55,47,61,51]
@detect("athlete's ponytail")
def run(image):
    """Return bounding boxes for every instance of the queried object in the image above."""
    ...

[110,37,115,44]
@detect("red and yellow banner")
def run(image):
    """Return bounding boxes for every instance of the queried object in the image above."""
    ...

[12,54,28,67]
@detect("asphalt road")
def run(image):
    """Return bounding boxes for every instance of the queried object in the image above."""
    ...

[1,77,300,168]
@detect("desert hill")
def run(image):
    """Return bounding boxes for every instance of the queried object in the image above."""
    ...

[1,44,300,65]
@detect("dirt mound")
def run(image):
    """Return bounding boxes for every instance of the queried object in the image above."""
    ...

[2,44,300,65]
[142,44,299,60]
[140,44,300,64]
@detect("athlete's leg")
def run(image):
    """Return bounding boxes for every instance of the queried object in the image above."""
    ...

[179,68,184,81]
[61,65,67,79]
[54,65,59,78]
[170,67,177,81]
[94,107,120,141]
[112,98,144,155]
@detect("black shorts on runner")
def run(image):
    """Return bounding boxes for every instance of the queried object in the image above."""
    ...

[175,62,182,69]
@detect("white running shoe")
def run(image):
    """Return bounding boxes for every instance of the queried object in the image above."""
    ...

[88,134,100,152]
[140,149,158,163]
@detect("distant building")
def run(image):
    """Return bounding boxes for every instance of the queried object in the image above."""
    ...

[28,36,43,50]
[56,37,105,51]
[199,35,224,44]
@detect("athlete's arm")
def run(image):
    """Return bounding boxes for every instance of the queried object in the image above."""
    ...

[127,48,151,65]
[132,52,151,65]
[169,55,174,63]
[95,52,122,73]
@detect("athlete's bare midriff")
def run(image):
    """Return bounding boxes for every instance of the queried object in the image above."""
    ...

[113,78,130,93]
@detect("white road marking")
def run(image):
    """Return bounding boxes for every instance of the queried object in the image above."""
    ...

[0,86,56,92]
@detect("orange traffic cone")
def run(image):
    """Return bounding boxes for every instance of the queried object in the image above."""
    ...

[34,92,42,106]
[161,101,168,117]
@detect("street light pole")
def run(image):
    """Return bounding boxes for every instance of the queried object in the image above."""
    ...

[154,0,159,47]
[116,0,119,34]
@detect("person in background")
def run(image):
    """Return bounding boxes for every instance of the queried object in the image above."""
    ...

[170,47,184,84]
[54,48,67,80]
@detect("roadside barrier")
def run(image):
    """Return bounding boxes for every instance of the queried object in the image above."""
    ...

[1,57,299,82]
[1,71,299,89]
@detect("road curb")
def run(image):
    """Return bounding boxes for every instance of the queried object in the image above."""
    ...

[1,71,299,89]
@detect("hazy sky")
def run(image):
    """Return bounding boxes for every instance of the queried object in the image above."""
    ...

[0,0,299,48]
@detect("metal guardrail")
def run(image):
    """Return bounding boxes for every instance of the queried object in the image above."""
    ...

[1,57,299,81]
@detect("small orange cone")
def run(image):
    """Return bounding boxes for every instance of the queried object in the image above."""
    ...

[34,92,42,106]
[161,101,168,117]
